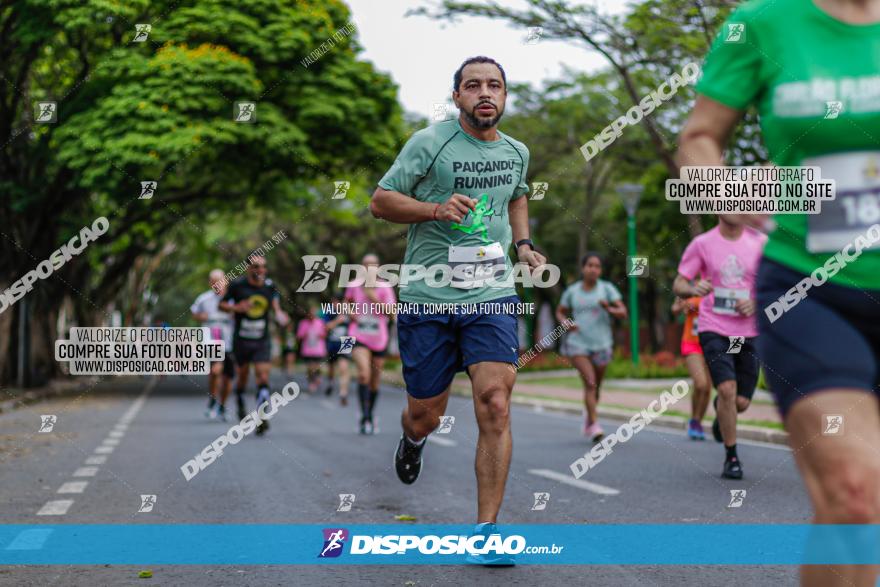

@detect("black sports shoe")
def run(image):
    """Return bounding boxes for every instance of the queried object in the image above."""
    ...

[395,435,425,485]
[324,384,333,396]
[255,419,269,435]
[237,398,246,421]
[712,418,723,443]
[722,456,743,479]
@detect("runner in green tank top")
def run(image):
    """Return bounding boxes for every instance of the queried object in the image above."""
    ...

[680,1,880,585]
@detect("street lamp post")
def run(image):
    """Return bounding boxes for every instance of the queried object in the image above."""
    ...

[618,184,644,365]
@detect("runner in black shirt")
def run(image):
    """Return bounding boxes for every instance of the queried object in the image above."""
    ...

[220,255,289,434]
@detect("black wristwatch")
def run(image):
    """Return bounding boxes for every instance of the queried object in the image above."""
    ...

[516,239,534,251]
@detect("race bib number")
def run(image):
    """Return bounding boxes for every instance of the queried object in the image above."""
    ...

[357,315,380,334]
[691,316,699,336]
[239,318,266,339]
[448,242,506,289]
[712,288,749,316]
[807,152,880,253]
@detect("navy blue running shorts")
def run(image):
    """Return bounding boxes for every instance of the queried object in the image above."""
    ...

[396,295,520,399]
[756,257,880,418]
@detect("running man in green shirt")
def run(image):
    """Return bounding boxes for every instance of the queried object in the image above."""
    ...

[679,1,880,584]
[371,56,546,566]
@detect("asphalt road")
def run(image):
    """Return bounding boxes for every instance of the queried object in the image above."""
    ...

[0,371,810,586]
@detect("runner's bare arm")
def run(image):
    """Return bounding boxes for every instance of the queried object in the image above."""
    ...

[604,300,627,319]
[509,196,546,268]
[272,298,289,326]
[192,311,209,322]
[673,274,712,297]
[679,96,771,230]
[370,188,475,223]
[555,304,577,330]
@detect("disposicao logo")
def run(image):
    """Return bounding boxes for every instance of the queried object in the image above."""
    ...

[319,528,349,558]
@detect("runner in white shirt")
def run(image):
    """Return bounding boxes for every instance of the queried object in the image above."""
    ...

[190,269,235,421]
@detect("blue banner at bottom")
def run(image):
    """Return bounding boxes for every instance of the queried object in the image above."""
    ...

[1,524,878,565]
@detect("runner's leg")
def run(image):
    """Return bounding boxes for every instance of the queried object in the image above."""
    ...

[469,361,516,524]
[785,390,880,587]
[401,390,449,441]
[570,355,598,427]
[338,359,351,405]
[352,346,371,431]
[235,362,251,419]
[686,353,712,422]
[367,354,385,426]
[717,379,738,447]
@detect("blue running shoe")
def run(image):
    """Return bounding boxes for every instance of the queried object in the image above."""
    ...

[464,522,516,566]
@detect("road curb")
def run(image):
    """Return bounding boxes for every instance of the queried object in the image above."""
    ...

[382,372,790,447]
[0,376,101,414]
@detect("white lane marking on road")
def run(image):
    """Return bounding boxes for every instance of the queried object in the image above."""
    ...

[36,500,74,516]
[321,399,335,410]
[84,455,106,465]
[518,407,791,451]
[102,438,120,446]
[57,481,88,494]
[5,529,53,550]
[427,435,456,447]
[108,430,125,438]
[73,466,99,477]
[528,468,621,496]
[94,446,114,454]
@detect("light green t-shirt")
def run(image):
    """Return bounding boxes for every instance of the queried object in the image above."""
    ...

[559,279,622,353]
[697,0,880,289]
[377,119,530,303]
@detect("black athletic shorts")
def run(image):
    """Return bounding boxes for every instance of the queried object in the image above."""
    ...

[354,341,387,358]
[233,338,271,366]
[756,257,880,418]
[698,331,759,400]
